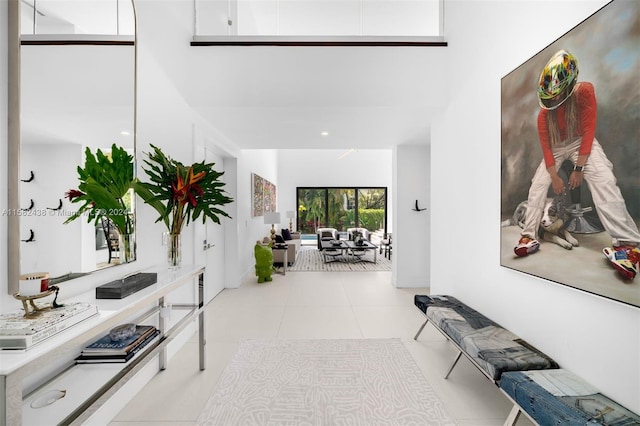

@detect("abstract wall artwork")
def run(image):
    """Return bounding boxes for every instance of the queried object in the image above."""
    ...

[252,173,276,217]
[500,0,639,308]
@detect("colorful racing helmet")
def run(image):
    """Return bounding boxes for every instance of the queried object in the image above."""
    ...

[537,50,579,110]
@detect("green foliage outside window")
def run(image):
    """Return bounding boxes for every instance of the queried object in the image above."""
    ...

[297,187,386,234]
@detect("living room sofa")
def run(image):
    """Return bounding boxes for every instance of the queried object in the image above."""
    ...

[272,230,301,266]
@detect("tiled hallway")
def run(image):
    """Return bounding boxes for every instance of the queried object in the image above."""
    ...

[111,271,533,425]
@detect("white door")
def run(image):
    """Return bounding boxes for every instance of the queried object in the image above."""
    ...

[193,142,227,304]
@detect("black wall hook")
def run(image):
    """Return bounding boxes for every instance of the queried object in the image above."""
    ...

[21,171,35,182]
[21,229,35,242]
[21,199,35,211]
[47,199,63,211]
[412,200,427,212]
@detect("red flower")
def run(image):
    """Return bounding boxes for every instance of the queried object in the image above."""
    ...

[172,175,186,202]
[187,184,204,207]
[171,168,206,206]
[65,189,85,201]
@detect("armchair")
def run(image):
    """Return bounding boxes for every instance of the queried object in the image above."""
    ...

[316,227,339,249]
[347,228,371,242]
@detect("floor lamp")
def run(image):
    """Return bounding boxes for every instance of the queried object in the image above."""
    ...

[264,212,281,243]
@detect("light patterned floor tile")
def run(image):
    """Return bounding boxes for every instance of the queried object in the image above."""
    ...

[110,271,535,426]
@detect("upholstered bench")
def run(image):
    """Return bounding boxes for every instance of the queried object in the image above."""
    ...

[413,295,558,383]
[500,369,640,426]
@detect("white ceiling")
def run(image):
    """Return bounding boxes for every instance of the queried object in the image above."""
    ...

[172,44,449,150]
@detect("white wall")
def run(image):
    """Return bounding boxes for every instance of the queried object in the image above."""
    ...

[20,144,97,275]
[236,149,279,280]
[392,145,430,287]
[431,0,639,412]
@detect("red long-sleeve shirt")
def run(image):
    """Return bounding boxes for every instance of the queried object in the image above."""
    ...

[537,82,597,168]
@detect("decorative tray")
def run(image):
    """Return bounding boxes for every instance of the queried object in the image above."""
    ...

[13,287,60,317]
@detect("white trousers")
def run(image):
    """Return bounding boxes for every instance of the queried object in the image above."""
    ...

[521,137,640,247]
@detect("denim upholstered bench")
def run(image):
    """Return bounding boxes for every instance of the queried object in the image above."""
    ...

[413,295,640,425]
[500,369,640,426]
[413,295,558,383]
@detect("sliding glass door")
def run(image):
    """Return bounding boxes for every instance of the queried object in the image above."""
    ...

[357,188,386,231]
[297,187,387,235]
[328,188,355,232]
[297,188,326,234]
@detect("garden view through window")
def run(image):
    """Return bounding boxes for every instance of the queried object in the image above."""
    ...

[296,187,387,238]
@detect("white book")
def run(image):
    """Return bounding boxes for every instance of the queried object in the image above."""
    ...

[0,302,99,350]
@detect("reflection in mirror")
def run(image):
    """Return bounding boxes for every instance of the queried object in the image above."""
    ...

[20,0,135,37]
[11,0,136,293]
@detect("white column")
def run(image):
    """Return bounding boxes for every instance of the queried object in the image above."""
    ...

[392,145,430,288]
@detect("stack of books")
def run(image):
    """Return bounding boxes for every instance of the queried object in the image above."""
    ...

[0,302,99,350]
[76,325,160,364]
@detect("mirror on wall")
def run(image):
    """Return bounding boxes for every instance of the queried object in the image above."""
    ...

[8,0,137,294]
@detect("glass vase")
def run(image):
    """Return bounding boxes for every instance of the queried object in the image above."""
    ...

[167,233,182,270]
[119,233,136,264]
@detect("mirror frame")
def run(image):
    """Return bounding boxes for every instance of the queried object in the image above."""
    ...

[7,0,138,294]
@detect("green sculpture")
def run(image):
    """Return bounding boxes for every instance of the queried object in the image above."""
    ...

[254,240,274,283]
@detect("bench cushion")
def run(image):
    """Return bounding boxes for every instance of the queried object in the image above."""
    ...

[414,295,558,381]
[500,369,640,425]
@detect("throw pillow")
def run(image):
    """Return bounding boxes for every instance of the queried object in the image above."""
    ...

[282,228,292,240]
[275,235,285,244]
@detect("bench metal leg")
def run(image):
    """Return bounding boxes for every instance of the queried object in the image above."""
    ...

[503,404,521,426]
[414,318,428,340]
[444,350,462,379]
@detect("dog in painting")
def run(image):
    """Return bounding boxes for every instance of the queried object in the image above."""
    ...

[539,197,579,250]
[502,197,579,250]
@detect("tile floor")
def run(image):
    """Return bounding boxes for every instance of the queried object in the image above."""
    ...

[110,271,534,426]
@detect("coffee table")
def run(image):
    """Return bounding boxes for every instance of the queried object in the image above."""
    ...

[319,240,378,264]
[344,240,378,263]
[319,240,346,263]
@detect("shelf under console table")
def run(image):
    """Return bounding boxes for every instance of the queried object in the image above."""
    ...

[0,264,206,426]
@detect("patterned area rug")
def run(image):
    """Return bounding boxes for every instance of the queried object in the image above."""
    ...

[289,246,392,272]
[196,339,456,426]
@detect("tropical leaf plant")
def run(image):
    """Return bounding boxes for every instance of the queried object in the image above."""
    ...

[135,144,233,235]
[64,144,135,236]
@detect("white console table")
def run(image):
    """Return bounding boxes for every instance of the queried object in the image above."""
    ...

[0,264,206,426]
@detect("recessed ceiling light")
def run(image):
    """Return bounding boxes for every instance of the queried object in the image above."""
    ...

[120,131,130,136]
[321,131,329,137]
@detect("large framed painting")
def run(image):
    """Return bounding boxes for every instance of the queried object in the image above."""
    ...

[500,0,640,308]
[252,173,277,217]
[252,173,264,217]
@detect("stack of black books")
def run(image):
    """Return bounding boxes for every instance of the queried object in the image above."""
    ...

[76,325,160,364]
